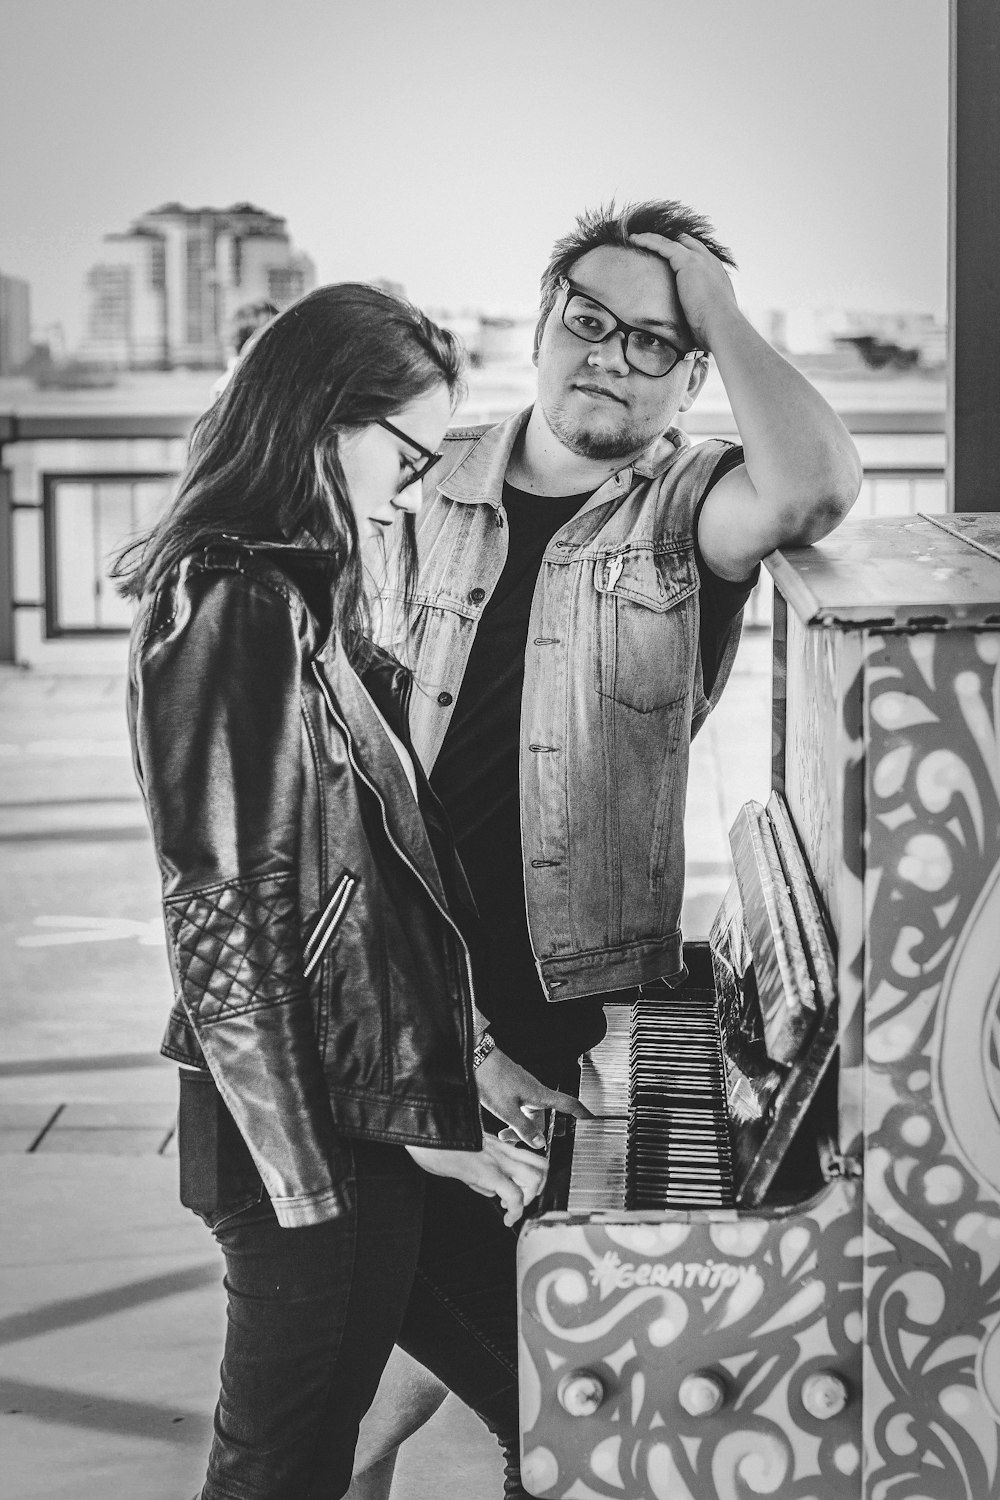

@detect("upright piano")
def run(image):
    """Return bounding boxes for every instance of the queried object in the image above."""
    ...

[517,514,1000,1500]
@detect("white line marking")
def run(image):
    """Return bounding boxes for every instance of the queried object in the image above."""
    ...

[0,741,130,758]
[18,916,163,948]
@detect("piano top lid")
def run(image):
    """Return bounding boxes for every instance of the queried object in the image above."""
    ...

[765,513,1000,628]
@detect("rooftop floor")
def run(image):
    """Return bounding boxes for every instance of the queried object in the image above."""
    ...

[0,626,772,1498]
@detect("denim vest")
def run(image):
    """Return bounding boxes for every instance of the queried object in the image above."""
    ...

[372,407,744,1002]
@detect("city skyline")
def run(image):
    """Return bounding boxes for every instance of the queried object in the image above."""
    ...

[4,185,952,373]
[80,201,315,368]
[2,0,947,346]
[5,229,950,373]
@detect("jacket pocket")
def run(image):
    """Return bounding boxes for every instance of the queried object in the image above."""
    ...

[177,1068,265,1229]
[593,543,698,714]
[303,871,357,978]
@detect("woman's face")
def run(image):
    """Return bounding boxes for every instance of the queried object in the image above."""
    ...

[338,383,453,541]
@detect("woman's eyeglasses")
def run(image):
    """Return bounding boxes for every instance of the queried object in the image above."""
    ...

[377,418,443,489]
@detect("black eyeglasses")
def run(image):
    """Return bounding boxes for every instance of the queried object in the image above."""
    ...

[558,277,701,378]
[377,418,442,490]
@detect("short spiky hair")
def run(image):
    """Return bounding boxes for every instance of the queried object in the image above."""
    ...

[535,199,737,350]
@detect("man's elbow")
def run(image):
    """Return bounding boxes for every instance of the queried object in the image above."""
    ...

[778,458,862,548]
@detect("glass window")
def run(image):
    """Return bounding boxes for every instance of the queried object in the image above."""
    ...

[46,474,174,634]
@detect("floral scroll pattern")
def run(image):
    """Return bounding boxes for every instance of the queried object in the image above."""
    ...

[519,1184,861,1500]
[862,630,1000,1499]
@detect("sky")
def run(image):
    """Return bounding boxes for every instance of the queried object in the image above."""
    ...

[0,0,948,348]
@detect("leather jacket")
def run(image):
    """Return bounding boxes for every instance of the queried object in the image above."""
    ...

[127,536,482,1228]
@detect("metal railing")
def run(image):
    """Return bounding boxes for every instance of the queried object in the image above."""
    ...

[854,466,947,518]
[0,400,948,660]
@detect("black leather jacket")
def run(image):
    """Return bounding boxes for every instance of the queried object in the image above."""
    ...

[127,537,482,1227]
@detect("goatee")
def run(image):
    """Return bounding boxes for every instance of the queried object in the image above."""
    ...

[545,402,647,462]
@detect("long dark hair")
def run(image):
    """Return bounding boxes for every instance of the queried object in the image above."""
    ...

[113,282,465,660]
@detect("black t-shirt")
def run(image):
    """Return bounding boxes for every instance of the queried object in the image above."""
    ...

[429,445,755,1075]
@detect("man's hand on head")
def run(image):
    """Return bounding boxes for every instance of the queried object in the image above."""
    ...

[628,231,740,352]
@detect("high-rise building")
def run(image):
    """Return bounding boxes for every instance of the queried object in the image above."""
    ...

[0,272,32,375]
[80,202,315,369]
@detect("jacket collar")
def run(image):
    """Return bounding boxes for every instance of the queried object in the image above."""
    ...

[633,425,691,476]
[437,405,691,512]
[315,639,449,912]
[218,530,336,563]
[211,536,450,908]
[438,408,531,509]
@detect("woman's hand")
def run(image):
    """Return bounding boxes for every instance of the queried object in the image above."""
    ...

[405,1136,548,1227]
[475,1045,593,1149]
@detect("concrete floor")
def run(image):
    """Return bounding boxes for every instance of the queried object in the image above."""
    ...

[0,628,772,1499]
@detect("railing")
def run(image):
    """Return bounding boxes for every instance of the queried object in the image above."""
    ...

[42,472,174,636]
[0,412,191,665]
[854,466,947,519]
[0,391,949,663]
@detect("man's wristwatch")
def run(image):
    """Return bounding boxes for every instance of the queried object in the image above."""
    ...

[472,1026,496,1069]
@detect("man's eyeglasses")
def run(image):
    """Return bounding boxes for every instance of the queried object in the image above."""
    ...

[377,418,442,490]
[558,276,701,379]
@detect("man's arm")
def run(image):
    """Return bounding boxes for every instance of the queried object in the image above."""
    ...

[630,231,862,583]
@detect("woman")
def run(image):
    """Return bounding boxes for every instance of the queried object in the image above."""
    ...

[116,284,545,1500]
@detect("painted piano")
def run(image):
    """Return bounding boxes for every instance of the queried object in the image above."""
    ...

[517,513,1000,1500]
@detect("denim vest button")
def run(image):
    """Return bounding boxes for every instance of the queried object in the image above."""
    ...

[468,587,486,604]
[437,691,453,706]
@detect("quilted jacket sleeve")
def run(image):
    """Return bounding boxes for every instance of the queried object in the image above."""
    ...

[134,570,352,1227]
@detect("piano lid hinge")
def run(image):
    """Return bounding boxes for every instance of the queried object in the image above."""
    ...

[819,1138,863,1182]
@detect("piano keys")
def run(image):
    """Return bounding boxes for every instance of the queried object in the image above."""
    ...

[571,987,734,1212]
[517,514,1000,1500]
[562,789,837,1221]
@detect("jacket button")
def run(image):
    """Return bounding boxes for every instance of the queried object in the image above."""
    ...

[437,691,453,706]
[468,587,486,604]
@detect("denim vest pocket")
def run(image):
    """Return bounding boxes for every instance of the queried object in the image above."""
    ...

[177,1068,265,1229]
[593,543,698,714]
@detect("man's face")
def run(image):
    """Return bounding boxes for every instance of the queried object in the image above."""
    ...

[535,245,705,462]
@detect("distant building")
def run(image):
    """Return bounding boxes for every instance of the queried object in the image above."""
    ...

[475,314,536,366]
[409,307,538,369]
[0,272,31,374]
[741,306,790,351]
[80,203,315,369]
[778,306,947,367]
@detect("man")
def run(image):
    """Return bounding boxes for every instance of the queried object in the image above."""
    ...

[351,199,860,1494]
[374,197,858,1129]
[209,299,279,400]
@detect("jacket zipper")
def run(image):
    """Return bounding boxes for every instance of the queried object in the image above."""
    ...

[311,663,477,1068]
[303,873,356,978]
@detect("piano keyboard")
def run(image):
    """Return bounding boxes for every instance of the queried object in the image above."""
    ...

[567,991,735,1212]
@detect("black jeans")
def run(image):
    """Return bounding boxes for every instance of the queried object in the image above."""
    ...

[196,1138,527,1500]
